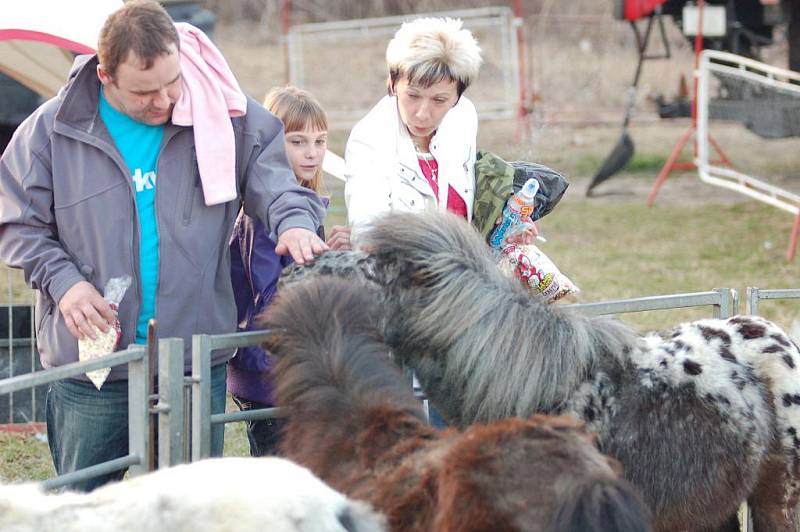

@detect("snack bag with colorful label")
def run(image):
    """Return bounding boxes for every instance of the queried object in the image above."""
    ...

[78,276,131,390]
[497,244,578,303]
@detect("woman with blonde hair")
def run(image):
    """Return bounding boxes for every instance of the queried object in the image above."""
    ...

[227,86,349,456]
[344,17,483,240]
[345,17,541,428]
[347,15,541,242]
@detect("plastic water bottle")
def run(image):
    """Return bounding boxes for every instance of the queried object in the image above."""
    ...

[489,178,539,250]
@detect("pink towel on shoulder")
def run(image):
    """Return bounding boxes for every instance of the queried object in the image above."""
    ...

[172,22,247,206]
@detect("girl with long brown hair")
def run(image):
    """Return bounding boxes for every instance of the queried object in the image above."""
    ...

[228,86,350,456]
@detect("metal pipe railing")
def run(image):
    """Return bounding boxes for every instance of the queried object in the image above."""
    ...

[0,344,150,489]
[746,287,800,316]
[211,405,284,426]
[566,288,736,318]
[192,330,276,461]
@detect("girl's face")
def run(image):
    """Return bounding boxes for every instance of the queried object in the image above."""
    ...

[285,126,328,184]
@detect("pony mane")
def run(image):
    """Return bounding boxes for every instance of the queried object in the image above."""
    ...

[260,278,429,481]
[360,211,638,422]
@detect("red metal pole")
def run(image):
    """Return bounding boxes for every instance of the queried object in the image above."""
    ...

[647,126,692,206]
[648,0,706,205]
[690,0,704,156]
[514,0,528,142]
[787,212,800,261]
[282,0,290,84]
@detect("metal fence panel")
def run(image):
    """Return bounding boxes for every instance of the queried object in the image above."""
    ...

[0,344,150,489]
[0,348,146,395]
[287,6,519,128]
[191,330,277,461]
[157,337,185,467]
[0,289,43,423]
[1,269,41,424]
[746,287,800,316]
[41,455,141,491]
[191,334,213,462]
[566,288,736,319]
[128,346,150,479]
[0,338,45,424]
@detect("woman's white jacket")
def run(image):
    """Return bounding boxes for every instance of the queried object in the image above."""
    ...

[344,94,477,235]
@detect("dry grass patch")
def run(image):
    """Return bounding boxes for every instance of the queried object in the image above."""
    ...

[0,432,53,483]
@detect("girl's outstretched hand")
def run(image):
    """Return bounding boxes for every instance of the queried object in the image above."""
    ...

[276,227,329,264]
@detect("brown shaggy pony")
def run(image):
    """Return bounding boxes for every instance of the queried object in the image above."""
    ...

[261,278,652,532]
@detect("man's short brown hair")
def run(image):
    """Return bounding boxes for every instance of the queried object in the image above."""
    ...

[97,0,179,79]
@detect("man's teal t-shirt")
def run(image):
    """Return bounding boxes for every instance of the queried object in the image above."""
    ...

[99,89,163,344]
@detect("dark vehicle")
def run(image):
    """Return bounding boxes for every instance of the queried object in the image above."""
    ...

[0,1,215,153]
[617,0,799,69]
[662,0,798,67]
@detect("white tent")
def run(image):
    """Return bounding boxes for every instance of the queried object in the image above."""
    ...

[0,1,355,181]
[0,0,122,98]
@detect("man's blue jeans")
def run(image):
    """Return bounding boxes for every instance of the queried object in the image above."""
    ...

[46,363,227,492]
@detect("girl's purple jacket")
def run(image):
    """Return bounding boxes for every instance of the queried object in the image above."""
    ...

[227,198,327,405]
[226,214,291,405]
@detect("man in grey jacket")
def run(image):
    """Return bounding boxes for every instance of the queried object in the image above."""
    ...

[0,1,326,490]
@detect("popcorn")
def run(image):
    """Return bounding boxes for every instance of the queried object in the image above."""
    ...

[78,276,131,390]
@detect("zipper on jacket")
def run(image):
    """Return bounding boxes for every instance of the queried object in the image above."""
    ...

[398,162,434,196]
[182,151,198,225]
[36,297,56,338]
[151,140,169,334]
[150,125,182,336]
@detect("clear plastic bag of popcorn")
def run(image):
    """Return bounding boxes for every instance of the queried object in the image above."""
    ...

[78,276,131,390]
[497,244,579,303]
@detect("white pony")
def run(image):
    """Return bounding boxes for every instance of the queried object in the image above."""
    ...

[0,457,385,532]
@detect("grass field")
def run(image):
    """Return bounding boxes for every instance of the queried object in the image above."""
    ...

[0,432,52,483]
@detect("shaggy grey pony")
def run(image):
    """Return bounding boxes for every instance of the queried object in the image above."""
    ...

[282,211,800,532]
